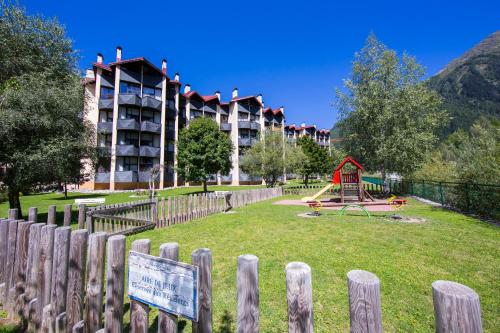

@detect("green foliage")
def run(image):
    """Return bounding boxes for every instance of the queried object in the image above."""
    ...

[336,33,447,179]
[240,129,305,187]
[296,136,332,185]
[177,117,233,191]
[0,3,96,213]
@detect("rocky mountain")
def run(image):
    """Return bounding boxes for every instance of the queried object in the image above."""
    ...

[428,31,500,135]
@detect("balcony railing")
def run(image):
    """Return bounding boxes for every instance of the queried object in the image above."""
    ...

[238,137,258,146]
[239,172,262,182]
[117,118,140,131]
[97,146,112,156]
[97,122,113,134]
[98,98,114,110]
[116,145,138,156]
[115,171,138,183]
[140,120,161,133]
[138,171,153,183]
[141,96,162,111]
[95,172,110,183]
[220,123,232,131]
[221,175,232,182]
[139,146,161,157]
[238,121,260,130]
[118,93,141,107]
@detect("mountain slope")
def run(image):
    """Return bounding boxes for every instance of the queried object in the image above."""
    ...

[428,31,500,135]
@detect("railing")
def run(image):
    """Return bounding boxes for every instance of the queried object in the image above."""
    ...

[0,216,484,332]
[342,172,359,183]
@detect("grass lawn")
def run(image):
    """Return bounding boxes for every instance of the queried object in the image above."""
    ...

[0,185,264,225]
[117,196,499,332]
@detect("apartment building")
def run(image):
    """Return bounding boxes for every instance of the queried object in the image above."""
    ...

[82,47,286,190]
[284,123,331,151]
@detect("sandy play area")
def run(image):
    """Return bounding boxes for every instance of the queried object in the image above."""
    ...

[274,198,396,212]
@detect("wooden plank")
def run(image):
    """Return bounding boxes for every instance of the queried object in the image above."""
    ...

[84,232,107,333]
[347,270,382,333]
[104,235,126,333]
[158,243,179,333]
[50,227,72,324]
[37,224,56,330]
[192,248,212,333]
[63,204,72,226]
[56,312,67,333]
[24,223,44,318]
[0,220,10,286]
[77,205,86,229]
[237,254,259,333]
[29,207,38,223]
[8,208,18,220]
[41,304,53,333]
[161,197,166,228]
[130,239,151,333]
[72,320,85,333]
[167,197,172,226]
[286,262,313,333]
[47,205,57,225]
[432,280,483,333]
[66,230,88,333]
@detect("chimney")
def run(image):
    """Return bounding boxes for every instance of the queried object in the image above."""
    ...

[184,84,191,94]
[232,88,238,99]
[214,91,221,101]
[161,59,167,74]
[96,53,103,64]
[174,72,180,82]
[301,123,306,128]
[116,46,122,62]
[256,93,263,103]
[85,69,95,78]
[280,106,284,113]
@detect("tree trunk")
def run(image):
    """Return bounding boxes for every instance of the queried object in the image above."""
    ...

[64,181,68,199]
[304,175,309,188]
[8,187,22,218]
[203,180,208,193]
[381,168,388,194]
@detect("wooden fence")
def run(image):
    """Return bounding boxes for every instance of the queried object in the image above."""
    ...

[0,226,483,333]
[157,187,283,228]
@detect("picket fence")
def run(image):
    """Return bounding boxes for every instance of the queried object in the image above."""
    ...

[0,222,483,333]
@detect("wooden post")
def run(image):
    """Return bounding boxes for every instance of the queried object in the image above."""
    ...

[84,232,107,333]
[24,223,44,318]
[56,312,67,333]
[63,204,72,226]
[161,197,166,228]
[37,224,56,330]
[29,207,38,223]
[0,220,9,286]
[10,221,33,317]
[237,255,259,333]
[192,248,212,333]
[158,243,179,333]
[72,320,85,333]
[47,205,57,225]
[130,239,151,333]
[78,205,86,229]
[8,208,18,220]
[104,235,126,333]
[167,197,172,226]
[50,227,72,324]
[285,262,313,333]
[66,229,88,333]
[432,280,483,333]
[172,196,176,225]
[347,270,382,333]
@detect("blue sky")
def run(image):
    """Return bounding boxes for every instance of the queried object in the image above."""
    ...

[21,0,500,129]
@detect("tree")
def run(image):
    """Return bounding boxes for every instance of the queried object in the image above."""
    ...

[240,129,305,187]
[296,136,332,186]
[336,33,447,181]
[0,4,96,215]
[177,117,233,192]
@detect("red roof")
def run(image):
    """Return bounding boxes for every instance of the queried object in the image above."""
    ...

[202,95,219,103]
[107,57,169,79]
[92,62,112,71]
[332,156,364,184]
[263,107,273,114]
[183,91,219,103]
[273,108,284,116]
[231,95,262,106]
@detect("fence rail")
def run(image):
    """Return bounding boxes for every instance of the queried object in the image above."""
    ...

[0,222,484,332]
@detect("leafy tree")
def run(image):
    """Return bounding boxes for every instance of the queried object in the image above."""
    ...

[177,117,233,192]
[336,33,447,180]
[240,129,305,187]
[0,4,96,215]
[296,136,332,186]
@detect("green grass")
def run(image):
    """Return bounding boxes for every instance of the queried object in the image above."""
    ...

[0,185,264,225]
[118,197,499,332]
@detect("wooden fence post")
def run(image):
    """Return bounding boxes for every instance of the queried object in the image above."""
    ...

[50,227,72,325]
[47,205,57,225]
[172,197,176,225]
[8,208,18,220]
[104,235,126,333]
[78,205,86,229]
[56,312,67,333]
[84,232,107,333]
[286,262,313,333]
[37,224,56,331]
[66,229,88,333]
[347,270,382,333]
[167,197,172,226]
[130,239,151,333]
[24,223,44,318]
[29,207,38,223]
[63,204,72,227]
[432,280,482,333]
[192,248,212,333]
[158,243,179,333]
[0,220,10,287]
[161,197,166,228]
[237,254,259,333]
[72,320,85,333]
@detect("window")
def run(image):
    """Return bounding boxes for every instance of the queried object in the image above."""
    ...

[205,112,216,120]
[120,81,141,95]
[220,115,229,123]
[143,86,162,100]
[98,134,112,147]
[140,157,155,171]
[265,121,271,127]
[166,140,175,152]
[238,112,249,121]
[166,119,175,131]
[191,110,202,119]
[123,157,138,171]
[125,108,140,121]
[124,132,139,147]
[141,109,160,123]
[167,99,175,110]
[239,129,249,139]
[250,114,260,122]
[99,110,113,122]
[100,87,114,99]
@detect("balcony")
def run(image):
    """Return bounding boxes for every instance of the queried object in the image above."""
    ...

[95,172,110,183]
[139,146,161,157]
[138,171,152,183]
[140,120,161,134]
[114,171,138,183]
[98,98,114,110]
[115,145,138,156]
[97,146,111,156]
[220,123,232,131]
[117,118,140,131]
[250,121,260,130]
[97,122,112,134]
[118,93,141,107]
[221,175,232,182]
[239,172,261,182]
[238,138,258,147]
[238,121,260,130]
[141,96,162,111]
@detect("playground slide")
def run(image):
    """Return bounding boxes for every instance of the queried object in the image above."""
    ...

[301,183,334,203]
